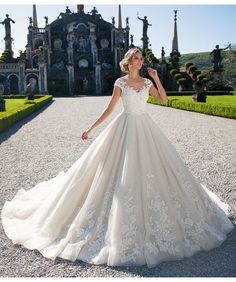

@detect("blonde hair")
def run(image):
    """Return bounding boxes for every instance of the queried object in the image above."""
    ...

[119,48,143,73]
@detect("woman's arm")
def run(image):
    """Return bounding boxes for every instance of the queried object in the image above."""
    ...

[147,68,168,104]
[81,85,121,140]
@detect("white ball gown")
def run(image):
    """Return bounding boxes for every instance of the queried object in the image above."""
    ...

[1,77,234,269]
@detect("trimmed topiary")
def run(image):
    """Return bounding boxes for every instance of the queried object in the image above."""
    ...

[170,69,179,76]
[174,73,182,80]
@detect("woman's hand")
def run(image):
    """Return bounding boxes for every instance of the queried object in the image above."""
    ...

[147,67,159,81]
[81,130,91,140]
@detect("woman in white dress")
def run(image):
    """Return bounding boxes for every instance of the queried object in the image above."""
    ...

[1,48,234,269]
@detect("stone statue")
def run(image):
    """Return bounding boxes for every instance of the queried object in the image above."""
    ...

[126,17,129,27]
[137,14,152,38]
[78,35,86,51]
[210,44,231,70]
[65,6,71,15]
[0,14,15,38]
[26,78,37,100]
[90,7,102,19]
[44,16,48,26]
[130,34,134,45]
[68,39,74,49]
[111,17,115,25]
[91,7,98,16]
[19,50,25,62]
[57,6,71,19]
[28,16,32,26]
[161,47,166,62]
[34,46,44,63]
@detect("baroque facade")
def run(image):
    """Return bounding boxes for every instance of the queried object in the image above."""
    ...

[0,5,184,95]
[0,5,130,95]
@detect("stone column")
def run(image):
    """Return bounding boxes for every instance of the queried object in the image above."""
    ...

[111,27,114,52]
[125,28,129,51]
[38,62,48,93]
[95,62,101,95]
[88,23,98,67]
[45,25,51,50]
[18,62,26,93]
[67,64,74,96]
[115,47,119,71]
[45,26,52,68]
[25,44,33,68]
[4,37,13,57]
[67,46,74,65]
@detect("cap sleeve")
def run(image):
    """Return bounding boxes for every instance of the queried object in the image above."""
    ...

[114,78,123,91]
[145,78,154,91]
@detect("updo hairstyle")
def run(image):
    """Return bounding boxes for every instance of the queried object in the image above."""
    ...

[119,47,143,73]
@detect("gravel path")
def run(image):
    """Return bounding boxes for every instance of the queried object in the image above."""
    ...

[0,97,236,277]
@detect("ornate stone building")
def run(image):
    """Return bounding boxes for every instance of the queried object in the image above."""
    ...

[30,4,130,95]
[0,4,130,95]
[0,5,186,95]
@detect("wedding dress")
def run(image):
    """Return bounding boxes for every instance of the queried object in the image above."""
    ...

[1,77,234,269]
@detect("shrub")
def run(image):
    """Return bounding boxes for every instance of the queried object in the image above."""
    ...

[170,69,179,76]
[147,95,236,119]
[174,73,182,80]
[185,62,194,68]
[177,78,187,85]
[197,74,206,81]
[0,95,53,133]
[189,65,197,72]
[193,70,201,76]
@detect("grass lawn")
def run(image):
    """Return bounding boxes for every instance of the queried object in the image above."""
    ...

[3,98,42,112]
[0,95,53,133]
[168,95,236,106]
[4,99,28,111]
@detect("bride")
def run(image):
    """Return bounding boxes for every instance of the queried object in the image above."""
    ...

[81,48,168,140]
[1,48,234,269]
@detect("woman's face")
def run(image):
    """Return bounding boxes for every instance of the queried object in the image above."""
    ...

[129,52,144,70]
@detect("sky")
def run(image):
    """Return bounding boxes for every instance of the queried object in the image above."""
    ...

[0,1,236,58]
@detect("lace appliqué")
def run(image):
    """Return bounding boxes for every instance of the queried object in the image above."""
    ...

[53,176,119,262]
[82,177,119,260]
[144,168,232,256]
[145,172,180,255]
[115,77,153,93]
[119,194,143,264]
[173,167,232,251]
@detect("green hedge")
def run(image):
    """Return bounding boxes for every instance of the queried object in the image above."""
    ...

[0,95,53,133]
[166,91,232,96]
[2,94,46,99]
[147,96,236,119]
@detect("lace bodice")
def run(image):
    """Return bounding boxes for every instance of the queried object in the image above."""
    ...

[114,77,153,114]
